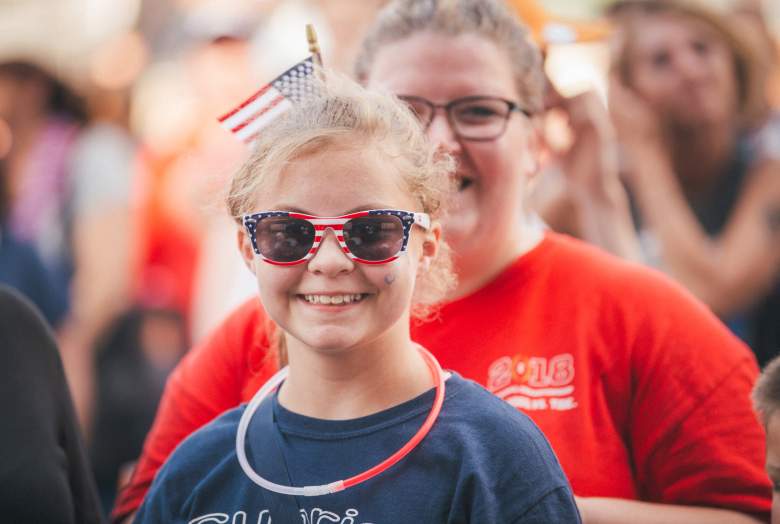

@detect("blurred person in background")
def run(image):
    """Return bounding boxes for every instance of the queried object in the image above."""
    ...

[607,0,780,366]
[63,79,142,442]
[734,0,780,183]
[538,0,780,366]
[0,285,103,524]
[0,58,141,435]
[0,61,84,324]
[0,55,174,517]
[89,306,187,513]
[182,33,266,342]
[0,117,69,325]
[73,67,191,512]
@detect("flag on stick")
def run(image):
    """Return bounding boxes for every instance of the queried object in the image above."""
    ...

[218,56,317,144]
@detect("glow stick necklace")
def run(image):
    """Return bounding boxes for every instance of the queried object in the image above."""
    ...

[235,346,445,496]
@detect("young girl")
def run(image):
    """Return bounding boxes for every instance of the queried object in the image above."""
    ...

[134,74,579,522]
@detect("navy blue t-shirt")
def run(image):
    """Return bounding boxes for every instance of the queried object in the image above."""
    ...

[136,373,580,523]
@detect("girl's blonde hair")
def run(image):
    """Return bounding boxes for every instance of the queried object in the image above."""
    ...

[354,0,544,114]
[227,71,456,320]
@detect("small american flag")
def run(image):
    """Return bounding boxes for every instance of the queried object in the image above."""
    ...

[218,56,317,144]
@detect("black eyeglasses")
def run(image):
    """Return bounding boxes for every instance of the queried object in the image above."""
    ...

[398,95,531,141]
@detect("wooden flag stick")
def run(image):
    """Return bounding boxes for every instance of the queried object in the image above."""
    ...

[306,24,323,67]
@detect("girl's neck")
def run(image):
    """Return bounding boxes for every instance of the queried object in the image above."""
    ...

[278,324,433,421]
[668,120,735,194]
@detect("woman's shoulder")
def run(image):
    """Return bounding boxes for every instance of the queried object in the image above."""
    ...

[533,232,708,312]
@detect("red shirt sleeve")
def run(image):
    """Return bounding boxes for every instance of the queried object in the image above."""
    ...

[110,298,274,522]
[626,274,771,517]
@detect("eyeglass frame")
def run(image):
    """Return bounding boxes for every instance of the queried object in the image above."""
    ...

[242,209,431,266]
[398,95,532,142]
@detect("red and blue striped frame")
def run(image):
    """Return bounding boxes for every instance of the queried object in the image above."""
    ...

[242,209,431,266]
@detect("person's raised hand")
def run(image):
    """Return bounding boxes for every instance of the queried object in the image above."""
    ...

[544,78,621,201]
[608,73,665,155]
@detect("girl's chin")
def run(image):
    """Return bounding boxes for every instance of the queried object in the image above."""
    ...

[293,329,365,353]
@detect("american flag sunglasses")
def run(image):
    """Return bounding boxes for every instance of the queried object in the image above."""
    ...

[242,209,431,265]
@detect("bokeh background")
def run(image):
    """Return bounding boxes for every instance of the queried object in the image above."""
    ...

[1,0,778,517]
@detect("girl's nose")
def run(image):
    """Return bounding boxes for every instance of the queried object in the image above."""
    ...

[307,228,354,276]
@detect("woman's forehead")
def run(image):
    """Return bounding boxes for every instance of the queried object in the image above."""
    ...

[629,12,723,54]
[366,32,518,101]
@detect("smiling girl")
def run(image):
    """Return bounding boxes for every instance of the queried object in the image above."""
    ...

[133,74,580,523]
[118,2,770,523]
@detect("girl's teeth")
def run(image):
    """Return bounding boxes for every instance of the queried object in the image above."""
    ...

[304,294,363,305]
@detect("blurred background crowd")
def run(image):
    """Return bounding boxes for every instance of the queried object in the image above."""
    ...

[0,0,778,517]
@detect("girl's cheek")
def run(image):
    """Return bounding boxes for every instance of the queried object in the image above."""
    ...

[384,273,396,286]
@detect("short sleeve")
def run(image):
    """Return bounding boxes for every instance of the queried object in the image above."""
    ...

[512,486,581,524]
[453,384,580,523]
[640,356,770,512]
[627,278,771,516]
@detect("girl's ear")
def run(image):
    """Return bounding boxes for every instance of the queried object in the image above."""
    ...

[419,221,441,271]
[237,226,257,271]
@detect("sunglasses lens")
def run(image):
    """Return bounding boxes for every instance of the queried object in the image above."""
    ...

[256,217,315,262]
[343,216,404,261]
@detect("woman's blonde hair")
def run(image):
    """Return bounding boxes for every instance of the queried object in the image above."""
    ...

[226,71,456,320]
[354,0,544,114]
[607,0,767,128]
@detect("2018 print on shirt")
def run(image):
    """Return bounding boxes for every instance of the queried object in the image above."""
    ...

[488,353,577,412]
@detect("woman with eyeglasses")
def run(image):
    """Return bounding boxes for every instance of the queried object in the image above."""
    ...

[113,1,770,523]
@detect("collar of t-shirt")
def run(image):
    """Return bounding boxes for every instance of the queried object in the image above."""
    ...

[268,372,463,441]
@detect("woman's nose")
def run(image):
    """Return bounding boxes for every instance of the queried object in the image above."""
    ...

[426,111,462,154]
[675,46,709,83]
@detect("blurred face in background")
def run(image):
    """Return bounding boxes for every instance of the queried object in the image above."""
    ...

[366,32,538,286]
[0,71,50,124]
[624,13,739,128]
